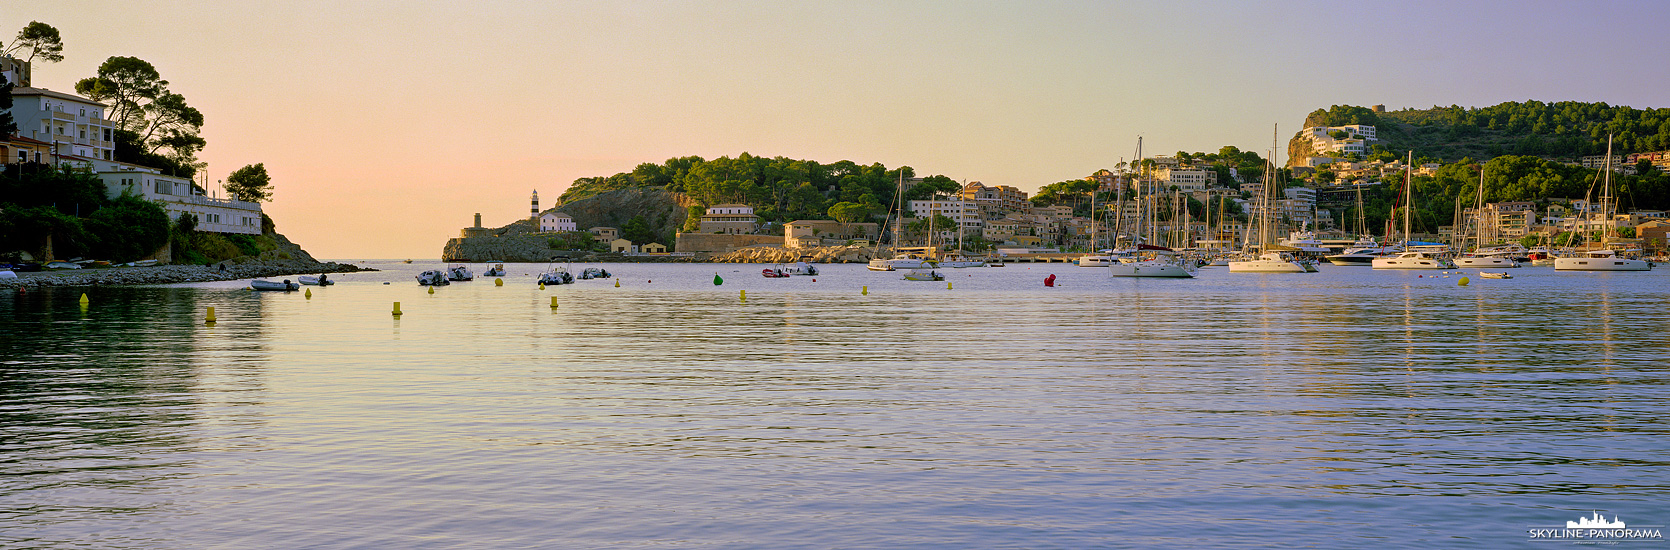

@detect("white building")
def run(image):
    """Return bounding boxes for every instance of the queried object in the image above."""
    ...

[7,86,117,162]
[96,162,263,235]
[909,198,983,234]
[539,211,577,232]
[1156,167,1216,191]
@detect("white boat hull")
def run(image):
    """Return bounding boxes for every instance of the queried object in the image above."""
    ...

[1077,256,1114,267]
[1371,257,1453,269]
[1228,260,1308,273]
[1325,254,1377,266]
[1109,262,1193,278]
[1554,257,1652,271]
[1454,257,1520,268]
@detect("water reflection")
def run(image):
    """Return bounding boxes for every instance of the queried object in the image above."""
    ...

[0,265,1666,548]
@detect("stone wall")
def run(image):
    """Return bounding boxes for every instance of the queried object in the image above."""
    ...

[674,233,783,253]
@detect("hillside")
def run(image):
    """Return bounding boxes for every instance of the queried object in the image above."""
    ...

[1293,102,1670,165]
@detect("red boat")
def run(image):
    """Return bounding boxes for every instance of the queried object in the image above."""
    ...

[761,268,790,278]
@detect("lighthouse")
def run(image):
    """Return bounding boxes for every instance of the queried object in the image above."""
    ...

[530,190,539,221]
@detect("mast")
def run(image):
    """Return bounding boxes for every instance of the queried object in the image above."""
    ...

[1403,150,1413,246]
[1600,134,1614,247]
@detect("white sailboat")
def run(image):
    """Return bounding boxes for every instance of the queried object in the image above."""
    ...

[1110,137,1194,279]
[869,171,941,271]
[1555,135,1652,271]
[1454,166,1521,268]
[1375,151,1457,270]
[1230,124,1313,273]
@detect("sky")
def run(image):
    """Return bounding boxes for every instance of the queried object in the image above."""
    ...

[11,0,1670,259]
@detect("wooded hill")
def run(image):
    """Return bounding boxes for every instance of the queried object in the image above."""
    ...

[1298,102,1670,164]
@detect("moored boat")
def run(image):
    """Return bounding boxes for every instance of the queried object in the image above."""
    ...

[1553,249,1652,271]
[446,264,475,281]
[483,263,507,277]
[298,274,334,286]
[417,270,450,286]
[251,278,299,291]
[1478,271,1512,279]
[901,269,944,281]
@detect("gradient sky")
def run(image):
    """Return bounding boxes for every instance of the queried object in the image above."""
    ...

[12,1,1669,259]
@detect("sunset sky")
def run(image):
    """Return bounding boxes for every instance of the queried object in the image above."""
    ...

[12,1,1668,259]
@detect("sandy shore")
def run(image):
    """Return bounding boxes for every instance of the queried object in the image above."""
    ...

[0,261,372,288]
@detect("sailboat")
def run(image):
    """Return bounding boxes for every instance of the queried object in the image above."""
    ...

[1109,137,1194,278]
[1454,165,1520,268]
[1555,135,1652,271]
[1374,151,1456,269]
[1230,124,1313,273]
[868,171,940,271]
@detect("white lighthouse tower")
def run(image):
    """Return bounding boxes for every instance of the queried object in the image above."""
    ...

[530,190,539,221]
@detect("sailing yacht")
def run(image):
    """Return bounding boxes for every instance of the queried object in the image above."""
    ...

[1374,151,1455,270]
[1555,135,1652,271]
[868,172,941,271]
[1109,137,1194,278]
[1229,124,1312,273]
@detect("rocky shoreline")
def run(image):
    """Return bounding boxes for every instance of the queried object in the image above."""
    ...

[1,260,372,289]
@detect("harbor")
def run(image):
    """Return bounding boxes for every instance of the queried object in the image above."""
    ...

[3,260,1665,547]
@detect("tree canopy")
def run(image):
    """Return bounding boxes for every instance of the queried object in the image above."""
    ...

[75,56,205,176]
[224,163,273,203]
[3,21,65,64]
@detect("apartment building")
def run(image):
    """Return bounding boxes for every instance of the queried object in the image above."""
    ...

[7,86,117,162]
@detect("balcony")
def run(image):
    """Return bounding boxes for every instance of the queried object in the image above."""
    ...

[50,111,74,121]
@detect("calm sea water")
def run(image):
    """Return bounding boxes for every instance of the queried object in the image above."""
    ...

[2,261,1666,549]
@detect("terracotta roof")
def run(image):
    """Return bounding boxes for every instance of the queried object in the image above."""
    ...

[4,134,52,145]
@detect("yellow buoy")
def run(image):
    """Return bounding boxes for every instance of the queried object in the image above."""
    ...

[947,282,953,290]
[551,296,559,308]
[539,283,545,290]
[79,293,89,304]
[1458,277,1470,286]
[740,289,746,301]
[428,286,435,294]
[305,288,312,299]
[205,306,217,324]
[392,301,402,316]
[614,279,620,288]
[495,278,503,286]
[862,286,868,295]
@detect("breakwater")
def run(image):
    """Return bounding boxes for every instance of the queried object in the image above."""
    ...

[1,261,370,288]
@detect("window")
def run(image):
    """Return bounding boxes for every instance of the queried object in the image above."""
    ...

[79,108,85,116]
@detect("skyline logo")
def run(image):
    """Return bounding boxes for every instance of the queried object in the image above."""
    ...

[1528,510,1663,543]
[1568,511,1626,529]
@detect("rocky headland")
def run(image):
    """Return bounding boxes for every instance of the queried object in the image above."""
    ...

[2,228,370,289]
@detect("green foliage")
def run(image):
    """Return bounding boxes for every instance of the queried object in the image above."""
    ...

[621,215,655,244]
[827,201,873,223]
[76,56,204,175]
[1337,101,1670,163]
[545,231,600,251]
[905,175,961,201]
[224,163,272,202]
[0,204,88,258]
[557,153,915,225]
[682,205,705,232]
[1,81,15,136]
[1306,105,1381,128]
[83,194,170,262]
[3,21,65,64]
[0,163,109,214]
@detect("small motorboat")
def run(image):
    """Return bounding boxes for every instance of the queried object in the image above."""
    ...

[417,270,451,286]
[45,261,82,270]
[781,261,819,276]
[298,274,334,286]
[537,267,573,285]
[483,263,507,277]
[762,267,790,278]
[402,259,413,264]
[1478,272,1512,279]
[901,269,944,281]
[579,267,611,279]
[250,279,299,291]
[446,264,474,281]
